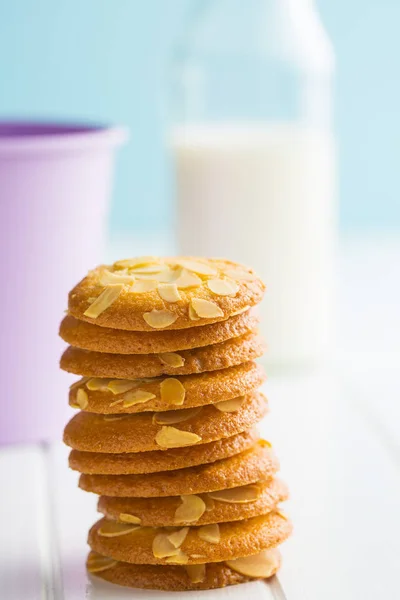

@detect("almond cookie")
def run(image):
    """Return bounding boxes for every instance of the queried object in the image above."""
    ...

[64,392,267,453]
[79,441,277,497]
[60,331,265,379]
[69,361,266,414]
[98,477,288,527]
[60,311,259,354]
[88,511,292,566]
[68,257,265,331]
[69,429,259,475]
[87,548,282,590]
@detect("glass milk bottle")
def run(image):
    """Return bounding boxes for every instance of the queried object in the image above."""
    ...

[170,0,336,367]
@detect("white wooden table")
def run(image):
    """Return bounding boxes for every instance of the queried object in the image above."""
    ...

[1,234,399,599]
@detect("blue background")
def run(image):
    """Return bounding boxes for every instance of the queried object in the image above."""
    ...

[0,0,399,232]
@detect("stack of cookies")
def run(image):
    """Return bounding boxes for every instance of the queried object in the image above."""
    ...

[60,256,291,591]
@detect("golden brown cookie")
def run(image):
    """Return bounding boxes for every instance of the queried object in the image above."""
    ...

[64,392,267,453]
[79,441,277,497]
[69,429,259,475]
[87,548,282,591]
[68,257,265,331]
[60,331,265,379]
[60,311,259,354]
[88,511,292,565]
[69,361,266,414]
[98,478,288,527]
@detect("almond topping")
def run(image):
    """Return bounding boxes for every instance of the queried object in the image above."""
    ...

[167,527,189,548]
[160,378,186,406]
[107,379,138,394]
[214,396,244,413]
[230,305,250,316]
[155,426,202,449]
[174,495,206,525]
[258,439,272,449]
[203,495,215,511]
[103,414,127,421]
[166,551,189,564]
[177,259,218,276]
[158,283,181,302]
[186,564,206,583]
[119,513,142,524]
[123,389,156,407]
[152,533,181,558]
[224,269,257,281]
[76,388,89,409]
[98,521,141,538]
[174,269,202,289]
[99,269,135,286]
[207,278,239,297]
[130,279,158,293]
[190,298,224,319]
[197,524,220,544]
[207,483,261,504]
[83,284,123,318]
[188,304,200,321]
[143,309,178,329]
[114,256,157,269]
[225,549,280,578]
[87,552,118,573]
[131,263,168,275]
[153,406,202,425]
[158,352,185,368]
[86,378,111,391]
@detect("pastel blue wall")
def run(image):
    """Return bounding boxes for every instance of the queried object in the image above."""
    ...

[0,0,399,232]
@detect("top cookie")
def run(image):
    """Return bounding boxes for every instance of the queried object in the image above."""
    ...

[67,256,265,331]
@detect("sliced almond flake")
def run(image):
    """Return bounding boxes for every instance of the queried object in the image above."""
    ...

[174,495,206,525]
[207,483,261,504]
[98,521,141,538]
[158,352,185,368]
[103,414,127,421]
[186,564,206,583]
[275,510,288,520]
[202,495,215,511]
[86,378,111,391]
[83,284,124,319]
[70,403,80,409]
[190,298,224,319]
[130,279,158,294]
[108,398,125,408]
[131,263,169,275]
[258,439,272,449]
[76,388,89,409]
[214,396,244,413]
[207,278,239,297]
[197,524,220,544]
[107,379,138,394]
[160,378,186,406]
[166,550,189,564]
[188,304,200,321]
[167,527,189,548]
[113,256,158,269]
[155,426,202,448]
[87,552,118,573]
[119,513,142,524]
[70,377,89,391]
[225,549,280,578]
[175,269,202,289]
[230,305,250,316]
[157,283,181,303]
[122,389,156,407]
[177,259,218,276]
[153,406,202,425]
[152,533,181,558]
[99,269,135,286]
[143,309,178,329]
[224,268,257,281]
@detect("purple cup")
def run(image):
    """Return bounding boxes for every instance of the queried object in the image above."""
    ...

[0,121,128,445]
